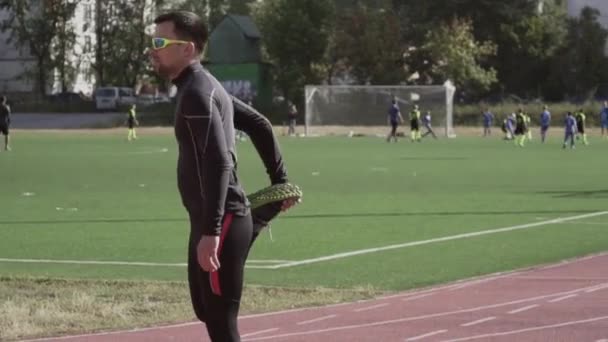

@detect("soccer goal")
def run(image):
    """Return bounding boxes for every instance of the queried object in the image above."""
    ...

[304,82,456,137]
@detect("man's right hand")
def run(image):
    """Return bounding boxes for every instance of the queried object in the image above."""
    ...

[281,197,301,212]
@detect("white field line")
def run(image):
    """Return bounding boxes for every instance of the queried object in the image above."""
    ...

[4,212,605,271]
[267,211,608,269]
[0,258,288,269]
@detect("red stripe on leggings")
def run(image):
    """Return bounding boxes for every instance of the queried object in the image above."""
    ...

[210,213,233,296]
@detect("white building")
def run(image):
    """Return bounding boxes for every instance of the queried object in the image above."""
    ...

[0,0,96,95]
[0,0,155,96]
[57,0,97,95]
[0,9,36,93]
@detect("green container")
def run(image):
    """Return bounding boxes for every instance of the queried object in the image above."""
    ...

[204,15,274,115]
[205,62,273,114]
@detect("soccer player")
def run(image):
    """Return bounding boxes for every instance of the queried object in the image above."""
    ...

[482,108,494,136]
[410,104,421,142]
[126,104,139,141]
[524,112,532,141]
[501,118,509,139]
[422,110,437,139]
[601,101,608,139]
[514,108,527,147]
[386,98,403,142]
[507,113,516,140]
[540,105,551,143]
[287,102,297,136]
[563,111,577,149]
[575,108,588,145]
[0,96,10,151]
[149,11,296,341]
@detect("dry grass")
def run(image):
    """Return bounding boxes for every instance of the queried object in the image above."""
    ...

[0,277,383,341]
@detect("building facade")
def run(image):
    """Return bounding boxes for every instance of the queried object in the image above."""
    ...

[0,0,155,96]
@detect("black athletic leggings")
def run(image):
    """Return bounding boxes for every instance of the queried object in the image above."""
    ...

[187,210,253,342]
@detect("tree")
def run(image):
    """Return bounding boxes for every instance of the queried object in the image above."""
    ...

[546,6,608,101]
[392,0,564,97]
[254,0,334,105]
[497,1,568,97]
[226,0,255,16]
[166,0,209,20]
[208,0,228,29]
[94,0,155,88]
[51,1,79,93]
[422,18,497,96]
[330,2,406,84]
[0,0,79,95]
[392,0,536,46]
[157,0,255,30]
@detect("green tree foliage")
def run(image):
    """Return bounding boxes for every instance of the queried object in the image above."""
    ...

[545,6,608,101]
[164,0,255,29]
[330,2,405,84]
[497,1,568,97]
[391,0,574,98]
[0,0,78,95]
[51,1,79,93]
[226,0,255,16]
[94,0,154,88]
[254,0,334,105]
[422,18,497,94]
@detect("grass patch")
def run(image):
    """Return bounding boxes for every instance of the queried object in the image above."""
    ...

[0,277,383,341]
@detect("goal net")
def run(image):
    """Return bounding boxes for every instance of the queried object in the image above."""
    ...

[304,82,456,137]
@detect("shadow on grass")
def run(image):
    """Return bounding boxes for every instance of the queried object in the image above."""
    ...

[400,156,469,161]
[536,189,608,199]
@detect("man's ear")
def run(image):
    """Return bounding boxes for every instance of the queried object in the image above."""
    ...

[186,42,199,59]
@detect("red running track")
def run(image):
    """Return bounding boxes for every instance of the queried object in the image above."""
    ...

[23,253,608,342]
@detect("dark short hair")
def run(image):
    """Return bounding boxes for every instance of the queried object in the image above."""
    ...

[154,11,208,53]
[0,96,5,103]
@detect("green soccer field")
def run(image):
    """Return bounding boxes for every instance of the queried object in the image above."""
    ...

[1,131,607,291]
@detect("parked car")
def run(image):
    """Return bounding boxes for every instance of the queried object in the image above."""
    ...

[47,92,90,103]
[95,87,136,111]
[136,93,172,107]
[137,94,156,107]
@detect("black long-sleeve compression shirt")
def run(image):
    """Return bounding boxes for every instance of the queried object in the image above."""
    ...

[232,96,288,185]
[172,63,288,236]
[173,63,248,236]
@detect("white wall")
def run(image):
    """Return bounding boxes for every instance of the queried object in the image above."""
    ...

[0,9,36,93]
[50,0,96,95]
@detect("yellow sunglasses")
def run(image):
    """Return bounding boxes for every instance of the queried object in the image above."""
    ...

[151,37,191,50]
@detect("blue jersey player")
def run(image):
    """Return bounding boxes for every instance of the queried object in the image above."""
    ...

[600,101,608,139]
[386,99,403,142]
[563,112,578,149]
[540,105,551,143]
[421,111,437,139]
[482,109,493,137]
